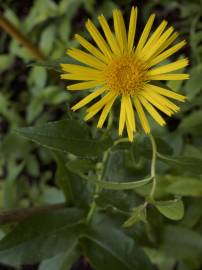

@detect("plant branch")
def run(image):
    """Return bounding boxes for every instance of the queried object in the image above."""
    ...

[0,11,46,61]
[148,134,157,201]
[0,203,66,225]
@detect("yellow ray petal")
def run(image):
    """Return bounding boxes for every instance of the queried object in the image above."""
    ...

[113,10,121,50]
[98,15,121,56]
[119,95,126,135]
[148,40,186,67]
[86,19,112,59]
[60,73,103,81]
[84,92,115,121]
[84,106,102,121]
[125,95,136,132]
[113,9,128,52]
[127,7,138,53]
[139,96,166,126]
[151,32,179,59]
[142,26,174,61]
[143,88,180,113]
[75,34,108,63]
[133,97,150,133]
[97,94,117,128]
[61,63,102,73]
[126,117,134,142]
[147,84,186,101]
[148,58,189,76]
[67,48,106,70]
[86,91,115,113]
[150,90,180,112]
[141,20,168,53]
[140,91,173,116]
[135,14,155,56]
[71,87,106,111]
[149,73,189,81]
[67,81,101,91]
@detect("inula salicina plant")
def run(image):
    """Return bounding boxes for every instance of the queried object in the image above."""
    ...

[0,1,202,270]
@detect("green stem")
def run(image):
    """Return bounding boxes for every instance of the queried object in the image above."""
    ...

[113,137,129,146]
[86,135,157,222]
[86,184,100,223]
[148,134,157,201]
[86,148,110,223]
[83,174,153,190]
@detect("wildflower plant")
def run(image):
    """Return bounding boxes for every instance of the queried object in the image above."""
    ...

[59,7,189,223]
[2,2,202,270]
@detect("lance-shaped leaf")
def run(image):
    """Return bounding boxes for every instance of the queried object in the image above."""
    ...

[16,119,112,157]
[158,154,202,175]
[80,214,153,270]
[0,208,84,267]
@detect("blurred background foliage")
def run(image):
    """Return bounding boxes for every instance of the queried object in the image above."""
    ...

[0,0,202,270]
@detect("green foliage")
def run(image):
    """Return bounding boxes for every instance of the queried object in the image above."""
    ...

[154,199,184,221]
[123,204,147,227]
[1,0,202,270]
[0,208,84,266]
[16,119,113,157]
[81,214,152,270]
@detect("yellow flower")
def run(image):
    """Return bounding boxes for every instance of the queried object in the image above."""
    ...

[61,7,189,141]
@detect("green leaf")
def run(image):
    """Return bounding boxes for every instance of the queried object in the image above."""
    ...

[16,119,112,157]
[123,205,147,227]
[67,159,95,175]
[132,134,173,160]
[103,147,150,182]
[37,187,65,204]
[54,152,92,207]
[185,65,202,100]
[80,214,152,270]
[58,0,82,17]
[4,9,20,27]
[40,25,56,55]
[53,152,74,203]
[162,225,202,259]
[3,162,25,209]
[0,54,13,70]
[30,55,76,72]
[30,59,61,72]
[0,208,84,266]
[96,1,118,18]
[182,200,202,228]
[167,176,202,196]
[25,155,39,177]
[154,199,184,220]
[95,189,139,212]
[158,154,202,175]
[39,242,79,270]
[178,110,202,135]
[28,66,47,89]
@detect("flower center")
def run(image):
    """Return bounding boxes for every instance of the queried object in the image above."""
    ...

[105,55,148,95]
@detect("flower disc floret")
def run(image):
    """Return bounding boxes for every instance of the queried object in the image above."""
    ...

[105,55,148,95]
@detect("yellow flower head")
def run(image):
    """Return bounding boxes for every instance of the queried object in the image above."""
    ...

[61,7,189,141]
